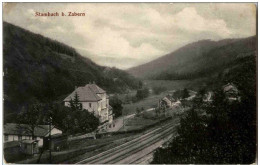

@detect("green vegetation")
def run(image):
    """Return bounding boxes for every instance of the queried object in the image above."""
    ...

[151,55,256,164]
[3,22,140,122]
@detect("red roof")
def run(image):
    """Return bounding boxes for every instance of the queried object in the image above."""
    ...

[64,84,106,102]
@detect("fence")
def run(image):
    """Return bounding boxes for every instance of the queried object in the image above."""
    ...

[68,132,96,141]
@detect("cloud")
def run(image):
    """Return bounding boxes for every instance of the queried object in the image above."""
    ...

[81,27,166,60]
[3,3,256,69]
[173,7,231,36]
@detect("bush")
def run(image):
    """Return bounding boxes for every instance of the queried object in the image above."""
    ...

[153,86,167,95]
[136,88,149,101]
[110,96,123,118]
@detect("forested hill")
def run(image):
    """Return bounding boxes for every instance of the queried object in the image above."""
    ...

[3,22,140,119]
[127,36,256,80]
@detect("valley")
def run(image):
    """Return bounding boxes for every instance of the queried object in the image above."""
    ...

[3,18,257,164]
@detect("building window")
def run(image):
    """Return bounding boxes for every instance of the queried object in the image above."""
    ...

[18,135,22,141]
[4,135,8,141]
[89,103,92,108]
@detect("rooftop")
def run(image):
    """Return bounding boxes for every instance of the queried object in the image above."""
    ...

[223,83,239,93]
[64,83,106,102]
[4,123,56,137]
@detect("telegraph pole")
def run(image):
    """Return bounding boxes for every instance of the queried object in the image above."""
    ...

[123,116,125,131]
[49,117,52,164]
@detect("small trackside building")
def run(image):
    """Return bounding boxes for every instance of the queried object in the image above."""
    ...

[4,123,62,147]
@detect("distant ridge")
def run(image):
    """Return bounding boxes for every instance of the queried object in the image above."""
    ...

[127,36,256,80]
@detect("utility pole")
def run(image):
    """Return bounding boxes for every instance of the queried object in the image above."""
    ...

[49,117,52,164]
[123,116,125,131]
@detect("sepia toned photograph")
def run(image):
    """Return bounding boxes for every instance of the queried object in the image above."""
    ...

[2,2,257,164]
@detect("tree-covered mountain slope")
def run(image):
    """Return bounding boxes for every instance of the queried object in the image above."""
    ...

[3,22,141,119]
[127,36,256,80]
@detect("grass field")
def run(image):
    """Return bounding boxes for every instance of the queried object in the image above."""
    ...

[144,79,207,91]
[122,91,167,115]
[119,110,166,131]
[120,106,182,132]
[122,79,204,115]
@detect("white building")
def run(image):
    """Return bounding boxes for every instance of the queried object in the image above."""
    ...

[161,95,181,107]
[223,83,240,102]
[4,123,62,147]
[64,83,113,123]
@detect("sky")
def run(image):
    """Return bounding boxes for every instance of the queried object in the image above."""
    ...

[3,3,256,69]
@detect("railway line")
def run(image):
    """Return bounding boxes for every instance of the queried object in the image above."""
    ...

[75,118,179,164]
[130,151,154,164]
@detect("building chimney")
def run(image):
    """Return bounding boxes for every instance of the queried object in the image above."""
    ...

[75,86,77,90]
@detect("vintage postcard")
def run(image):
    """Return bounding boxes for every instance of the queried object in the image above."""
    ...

[2,2,257,164]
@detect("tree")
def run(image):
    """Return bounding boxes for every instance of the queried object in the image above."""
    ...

[181,100,191,108]
[198,88,206,97]
[136,87,149,101]
[69,92,82,111]
[161,106,166,117]
[155,107,160,117]
[138,81,143,89]
[46,103,71,133]
[125,94,132,104]
[152,87,256,164]
[57,107,99,135]
[73,110,99,134]
[17,103,44,139]
[67,92,99,134]
[182,88,190,99]
[136,108,141,116]
[47,94,99,135]
[152,48,256,164]
[152,109,207,164]
[110,96,123,118]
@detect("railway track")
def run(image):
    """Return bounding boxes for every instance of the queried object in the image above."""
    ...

[129,132,176,164]
[109,129,177,164]
[76,118,179,164]
[130,151,154,164]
